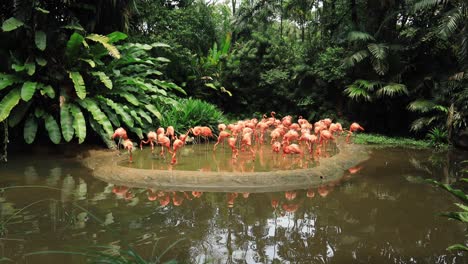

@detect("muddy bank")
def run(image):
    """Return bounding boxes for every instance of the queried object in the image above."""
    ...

[80,143,370,192]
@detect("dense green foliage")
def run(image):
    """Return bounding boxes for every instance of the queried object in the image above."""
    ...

[126,0,467,142]
[0,1,185,147]
[1,0,467,148]
[157,98,226,135]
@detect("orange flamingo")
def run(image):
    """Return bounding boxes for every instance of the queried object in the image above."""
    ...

[166,126,175,140]
[228,137,238,158]
[346,122,365,143]
[123,139,134,162]
[112,127,128,150]
[272,141,281,153]
[282,143,302,157]
[157,132,172,157]
[171,137,185,165]
[201,126,214,143]
[140,131,157,153]
[213,130,231,151]
[241,132,255,158]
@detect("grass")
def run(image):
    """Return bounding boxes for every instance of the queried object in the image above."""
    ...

[352,133,435,148]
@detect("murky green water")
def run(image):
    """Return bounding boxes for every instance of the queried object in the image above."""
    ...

[0,146,467,263]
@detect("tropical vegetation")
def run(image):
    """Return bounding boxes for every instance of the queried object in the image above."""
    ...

[1,0,467,152]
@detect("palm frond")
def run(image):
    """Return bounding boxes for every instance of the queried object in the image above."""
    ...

[376,83,408,97]
[371,57,389,75]
[343,50,369,68]
[343,80,379,101]
[412,0,445,12]
[407,99,436,113]
[410,116,438,131]
[438,8,464,39]
[368,43,388,60]
[448,72,465,81]
[347,31,375,42]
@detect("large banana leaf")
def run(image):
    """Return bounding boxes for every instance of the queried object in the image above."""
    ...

[78,98,113,138]
[107,31,128,43]
[24,114,38,144]
[91,71,112,89]
[68,71,86,99]
[35,31,46,51]
[0,88,21,122]
[8,101,31,127]
[44,114,61,144]
[145,105,163,120]
[2,17,24,32]
[89,118,117,149]
[100,103,120,127]
[60,104,74,142]
[69,104,86,143]
[112,92,139,106]
[65,33,85,60]
[99,97,134,127]
[129,109,143,127]
[128,127,143,139]
[137,109,152,124]
[21,82,38,101]
[0,73,21,90]
[86,34,121,59]
[40,85,55,98]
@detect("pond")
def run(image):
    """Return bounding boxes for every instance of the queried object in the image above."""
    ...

[0,144,467,263]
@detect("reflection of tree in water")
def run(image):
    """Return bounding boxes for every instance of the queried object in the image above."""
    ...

[0,147,466,263]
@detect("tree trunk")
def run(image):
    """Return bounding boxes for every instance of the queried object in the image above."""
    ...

[351,0,358,29]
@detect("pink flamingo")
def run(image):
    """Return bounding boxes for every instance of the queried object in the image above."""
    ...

[123,139,134,162]
[171,137,185,165]
[140,131,157,153]
[213,130,231,151]
[166,126,175,140]
[228,137,238,158]
[346,122,364,143]
[112,127,128,150]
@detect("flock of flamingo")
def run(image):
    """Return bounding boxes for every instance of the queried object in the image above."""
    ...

[111,112,364,165]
